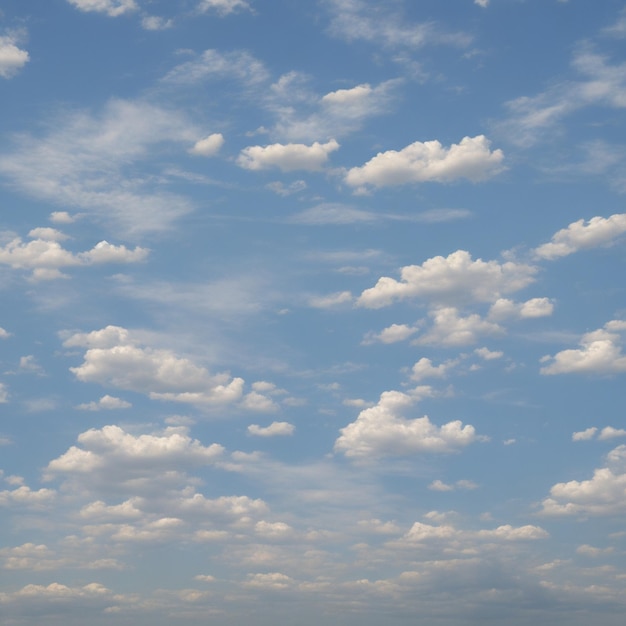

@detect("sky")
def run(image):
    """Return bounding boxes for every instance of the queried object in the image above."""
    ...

[1,0,626,624]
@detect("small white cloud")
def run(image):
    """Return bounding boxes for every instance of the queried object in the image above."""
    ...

[18,355,44,375]
[308,291,353,309]
[534,213,626,260]
[76,395,132,411]
[196,0,250,15]
[488,297,554,320]
[0,382,8,403]
[247,422,295,437]
[410,357,458,381]
[49,211,76,224]
[362,323,418,345]
[474,0,489,7]
[357,250,537,309]
[541,320,626,375]
[0,327,10,339]
[141,16,173,30]
[0,33,29,79]
[345,135,504,191]
[237,139,339,172]
[572,427,598,441]
[266,180,307,196]
[335,390,483,459]
[428,479,454,492]
[474,347,503,360]
[189,133,224,157]
[598,426,626,441]
[66,0,137,17]
[416,307,502,347]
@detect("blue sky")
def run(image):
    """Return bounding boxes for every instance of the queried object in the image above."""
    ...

[1,1,626,624]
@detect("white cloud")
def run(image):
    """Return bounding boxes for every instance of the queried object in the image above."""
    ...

[141,15,173,30]
[237,139,339,172]
[325,0,471,50]
[196,0,250,15]
[76,395,132,411]
[308,291,353,309]
[541,444,626,516]
[65,326,245,406]
[598,426,626,441]
[540,321,626,375]
[345,135,504,191]
[247,422,295,437]
[488,297,554,320]
[162,49,268,87]
[0,99,197,234]
[363,323,418,345]
[402,521,547,544]
[0,231,148,280]
[357,250,536,309]
[45,425,224,478]
[0,382,8,403]
[416,307,502,347]
[0,34,29,79]
[49,211,76,224]
[474,0,489,7]
[266,180,307,196]
[189,133,224,157]
[572,427,598,441]
[66,0,137,17]
[410,357,458,382]
[428,479,478,491]
[0,327,10,339]
[534,213,626,260]
[474,347,503,360]
[0,485,56,507]
[240,392,278,412]
[334,390,482,459]
[499,48,626,146]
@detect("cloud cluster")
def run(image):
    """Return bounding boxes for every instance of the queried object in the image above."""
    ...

[65,326,246,406]
[357,250,536,309]
[237,139,340,172]
[0,229,148,280]
[345,135,504,191]
[541,445,626,516]
[0,33,29,79]
[67,0,137,17]
[334,390,482,459]
[534,213,626,259]
[540,320,626,375]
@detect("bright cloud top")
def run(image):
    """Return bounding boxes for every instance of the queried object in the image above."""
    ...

[541,320,626,375]
[335,390,483,459]
[345,135,504,190]
[0,33,29,79]
[66,0,138,17]
[357,250,537,309]
[534,213,626,259]
[237,139,340,171]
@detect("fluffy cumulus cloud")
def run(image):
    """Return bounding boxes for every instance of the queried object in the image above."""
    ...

[540,320,626,375]
[0,230,148,280]
[534,213,626,259]
[45,424,224,479]
[64,326,245,406]
[0,33,29,79]
[362,323,418,345]
[188,133,224,156]
[334,390,482,459]
[344,135,504,191]
[488,297,554,320]
[247,422,295,437]
[410,357,458,382]
[541,444,626,516]
[357,250,536,309]
[237,139,340,172]
[66,0,137,17]
[416,307,502,346]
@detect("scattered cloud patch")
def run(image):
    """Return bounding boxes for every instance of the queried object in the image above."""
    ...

[362,323,418,345]
[541,320,626,375]
[189,133,224,156]
[247,422,295,437]
[334,390,483,459]
[0,33,29,79]
[237,139,339,172]
[345,136,504,192]
[76,395,132,411]
[534,213,626,260]
[66,0,137,17]
[196,0,251,16]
